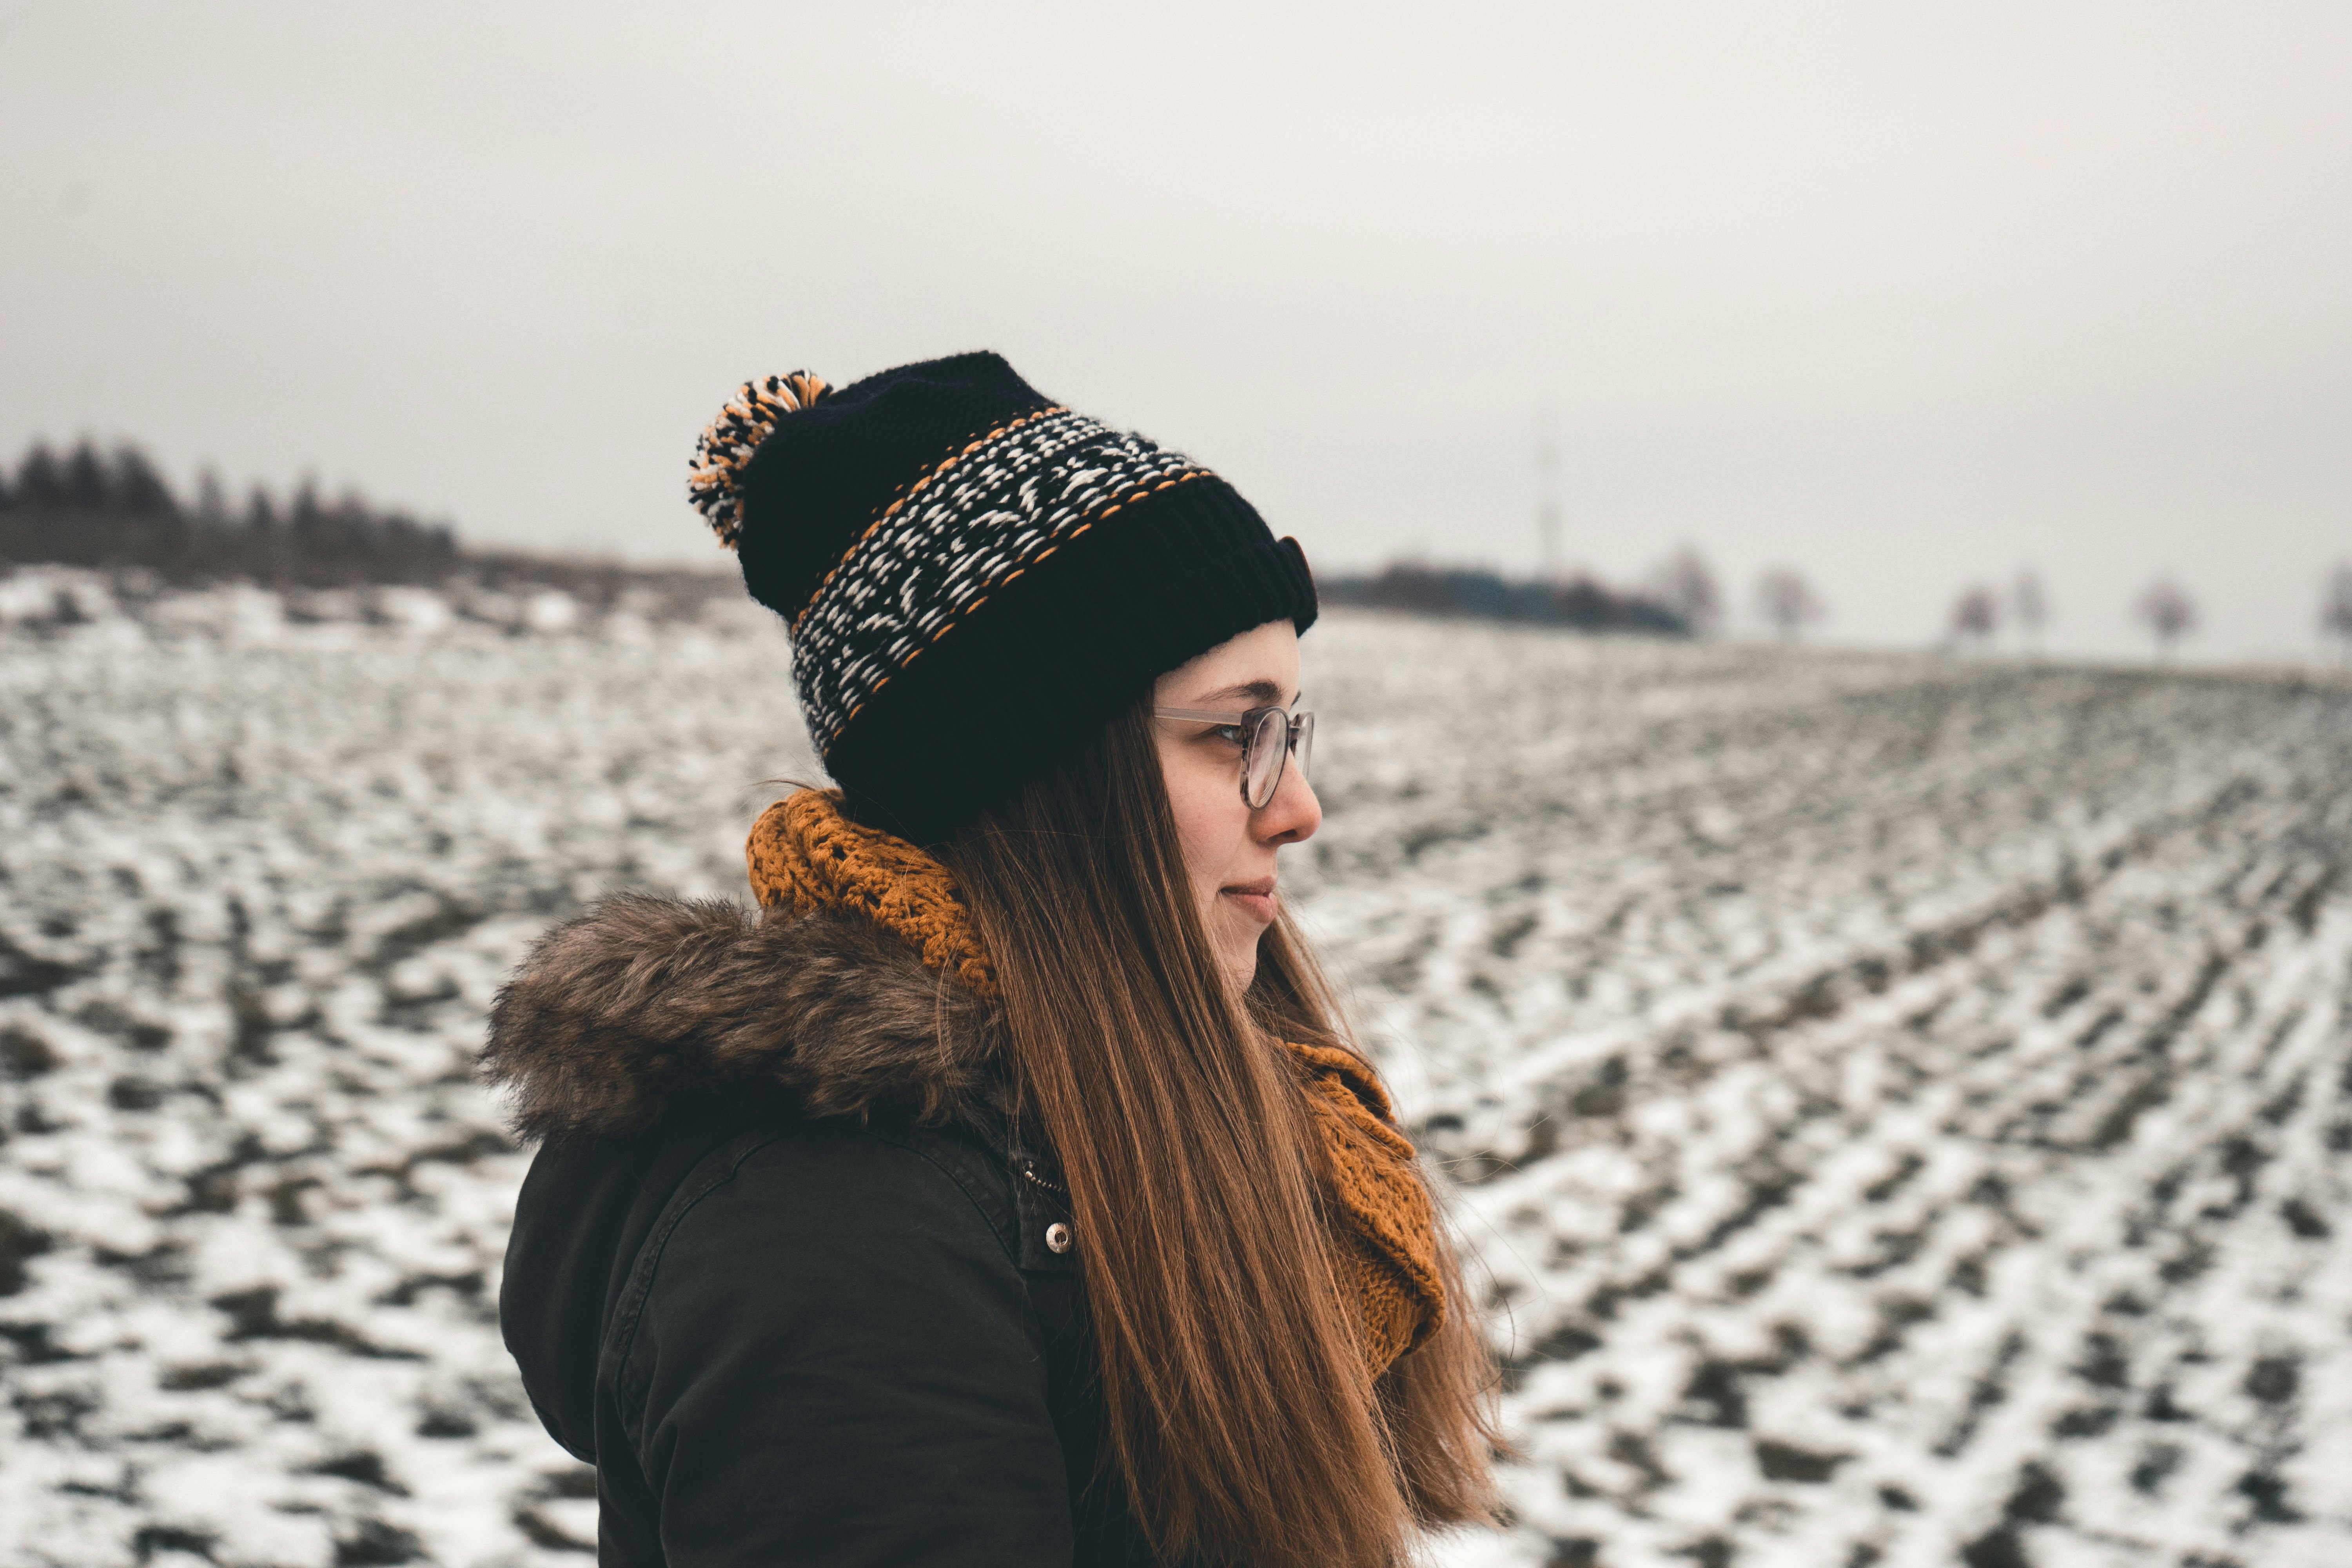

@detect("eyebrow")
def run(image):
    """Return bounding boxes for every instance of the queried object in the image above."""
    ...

[1195,679,1294,707]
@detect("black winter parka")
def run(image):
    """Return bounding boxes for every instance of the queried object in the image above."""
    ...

[484,895,1164,1566]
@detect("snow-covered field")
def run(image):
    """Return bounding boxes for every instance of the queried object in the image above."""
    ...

[2,570,2347,1568]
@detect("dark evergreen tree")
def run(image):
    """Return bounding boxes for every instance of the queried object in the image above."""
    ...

[111,446,178,515]
[15,443,65,508]
[63,441,110,508]
[290,477,323,535]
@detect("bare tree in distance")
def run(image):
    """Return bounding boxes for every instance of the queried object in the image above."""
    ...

[2013,568,2049,652]
[1755,566,1826,642]
[2134,576,2198,660]
[1947,584,1999,650]
[2322,562,2352,666]
[1646,544,1723,637]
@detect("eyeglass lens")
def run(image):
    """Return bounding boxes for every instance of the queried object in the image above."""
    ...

[1244,710,1285,808]
[1244,709,1313,809]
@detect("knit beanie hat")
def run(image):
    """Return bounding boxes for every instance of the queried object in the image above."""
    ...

[688,352,1318,844]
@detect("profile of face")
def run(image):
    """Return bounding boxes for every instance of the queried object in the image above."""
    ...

[1151,619,1322,987]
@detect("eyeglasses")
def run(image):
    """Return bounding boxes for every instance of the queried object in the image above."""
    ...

[1151,704,1315,809]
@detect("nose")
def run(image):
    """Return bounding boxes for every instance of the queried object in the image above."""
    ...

[1254,755,1321,846]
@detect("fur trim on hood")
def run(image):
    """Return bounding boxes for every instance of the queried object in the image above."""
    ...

[480,893,1001,1144]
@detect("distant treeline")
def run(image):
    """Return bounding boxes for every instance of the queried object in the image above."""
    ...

[6,439,1698,635]
[0,438,467,588]
[0,437,726,604]
[1320,563,1690,636]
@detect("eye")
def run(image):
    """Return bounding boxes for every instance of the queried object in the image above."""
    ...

[1208,724,1248,747]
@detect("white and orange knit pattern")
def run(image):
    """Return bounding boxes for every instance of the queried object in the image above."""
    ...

[784,407,1209,750]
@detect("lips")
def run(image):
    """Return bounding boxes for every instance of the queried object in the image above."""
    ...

[1220,878,1278,924]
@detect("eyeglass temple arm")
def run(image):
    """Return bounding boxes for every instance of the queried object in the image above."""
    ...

[1151,706,1252,723]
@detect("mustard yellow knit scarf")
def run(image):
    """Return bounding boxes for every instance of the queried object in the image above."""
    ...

[746,789,1445,1375]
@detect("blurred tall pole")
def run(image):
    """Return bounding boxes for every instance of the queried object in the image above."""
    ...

[1536,407,1562,579]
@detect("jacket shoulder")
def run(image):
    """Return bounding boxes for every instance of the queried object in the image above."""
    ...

[605,1116,1079,1564]
[613,1115,1028,1392]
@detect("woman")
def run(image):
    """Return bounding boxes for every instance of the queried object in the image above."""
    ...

[484,352,1498,1566]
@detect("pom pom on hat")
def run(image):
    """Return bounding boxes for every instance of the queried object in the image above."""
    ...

[687,372,829,548]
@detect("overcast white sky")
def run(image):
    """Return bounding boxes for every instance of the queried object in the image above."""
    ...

[4,2,2347,659]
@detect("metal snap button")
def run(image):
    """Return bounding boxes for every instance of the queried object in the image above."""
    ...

[1045,1221,1073,1255]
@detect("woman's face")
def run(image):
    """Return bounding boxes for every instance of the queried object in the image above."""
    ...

[1151,619,1322,987]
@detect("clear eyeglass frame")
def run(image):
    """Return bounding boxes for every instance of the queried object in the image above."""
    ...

[1151,704,1315,809]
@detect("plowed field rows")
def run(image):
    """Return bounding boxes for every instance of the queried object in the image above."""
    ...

[1301,622,2352,1568]
[1,593,2346,1567]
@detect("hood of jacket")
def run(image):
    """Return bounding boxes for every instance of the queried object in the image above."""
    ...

[484,893,1053,1496]
[480,891,1004,1144]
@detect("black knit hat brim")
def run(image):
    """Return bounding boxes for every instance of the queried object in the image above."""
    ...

[824,475,1317,845]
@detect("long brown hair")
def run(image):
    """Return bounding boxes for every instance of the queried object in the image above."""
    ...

[928,698,1499,1567]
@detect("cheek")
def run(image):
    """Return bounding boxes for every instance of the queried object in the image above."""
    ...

[1158,755,1247,897]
